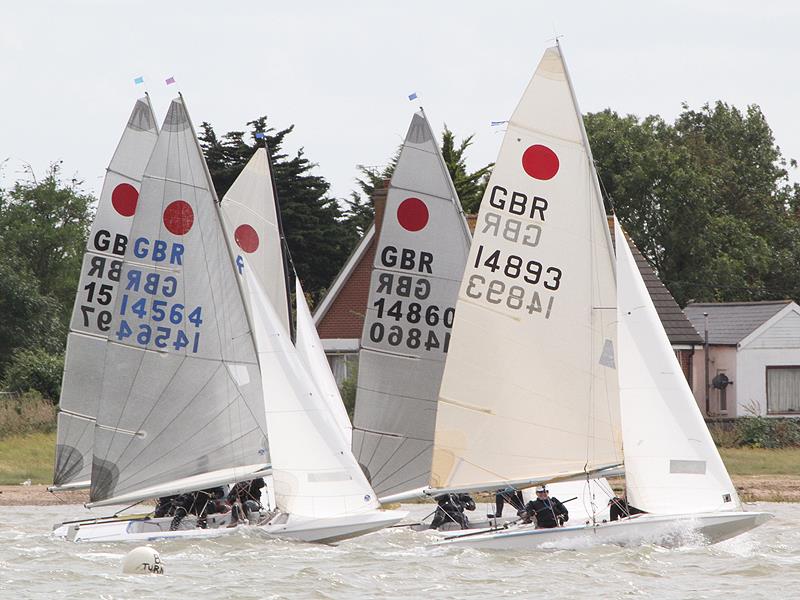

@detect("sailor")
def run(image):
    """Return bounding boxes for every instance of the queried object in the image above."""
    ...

[228,478,266,524]
[519,485,568,529]
[490,488,525,518]
[429,493,476,530]
[608,493,645,521]
[169,487,228,530]
[153,495,178,518]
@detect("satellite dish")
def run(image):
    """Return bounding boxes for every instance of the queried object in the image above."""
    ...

[712,373,732,389]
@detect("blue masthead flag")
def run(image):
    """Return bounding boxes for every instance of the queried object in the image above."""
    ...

[255,132,266,140]
[133,76,144,85]
[408,92,418,101]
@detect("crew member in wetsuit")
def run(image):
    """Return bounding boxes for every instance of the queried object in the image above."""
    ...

[429,493,476,530]
[608,494,645,521]
[519,485,569,529]
[153,495,178,518]
[228,478,266,524]
[491,488,525,518]
[169,487,227,530]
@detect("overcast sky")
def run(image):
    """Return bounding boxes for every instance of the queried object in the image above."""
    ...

[3,1,798,204]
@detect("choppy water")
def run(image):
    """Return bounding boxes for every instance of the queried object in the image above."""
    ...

[0,502,796,599]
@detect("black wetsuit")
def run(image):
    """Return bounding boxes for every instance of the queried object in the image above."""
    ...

[430,493,476,530]
[494,490,525,517]
[522,497,569,529]
[609,497,645,521]
[169,487,226,530]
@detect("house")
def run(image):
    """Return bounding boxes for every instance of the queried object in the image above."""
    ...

[315,186,703,388]
[684,301,800,418]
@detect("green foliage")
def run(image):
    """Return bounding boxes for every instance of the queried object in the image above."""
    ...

[340,362,358,420]
[440,125,492,214]
[0,391,57,438]
[200,117,356,300]
[0,431,57,484]
[586,102,800,305]
[2,348,64,402]
[709,417,800,449]
[0,164,94,314]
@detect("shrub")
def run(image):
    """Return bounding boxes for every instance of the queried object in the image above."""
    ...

[1,348,64,401]
[0,390,57,438]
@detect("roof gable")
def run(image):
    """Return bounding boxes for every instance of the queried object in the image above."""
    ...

[684,300,793,345]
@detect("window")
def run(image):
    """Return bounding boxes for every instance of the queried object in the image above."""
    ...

[766,367,800,414]
[327,353,359,387]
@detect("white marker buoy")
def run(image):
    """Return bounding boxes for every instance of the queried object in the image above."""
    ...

[122,546,164,575]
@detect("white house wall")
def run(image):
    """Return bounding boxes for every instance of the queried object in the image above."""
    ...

[737,309,800,417]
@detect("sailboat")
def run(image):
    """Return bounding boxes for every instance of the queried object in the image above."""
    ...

[427,44,771,549]
[54,98,404,543]
[51,96,159,493]
[351,109,472,502]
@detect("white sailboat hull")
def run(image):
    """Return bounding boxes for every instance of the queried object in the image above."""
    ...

[435,511,773,550]
[258,509,407,544]
[53,509,407,544]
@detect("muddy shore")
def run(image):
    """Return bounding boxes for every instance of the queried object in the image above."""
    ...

[2,476,799,507]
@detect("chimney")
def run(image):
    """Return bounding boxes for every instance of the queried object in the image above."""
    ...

[371,179,390,239]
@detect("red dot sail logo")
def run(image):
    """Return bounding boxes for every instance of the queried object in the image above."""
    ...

[397,197,429,232]
[521,144,559,180]
[235,224,260,253]
[111,183,139,217]
[163,200,194,235]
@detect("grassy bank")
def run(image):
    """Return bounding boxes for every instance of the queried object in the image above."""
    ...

[0,431,55,485]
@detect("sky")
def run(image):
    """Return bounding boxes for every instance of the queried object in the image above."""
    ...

[2,1,799,205]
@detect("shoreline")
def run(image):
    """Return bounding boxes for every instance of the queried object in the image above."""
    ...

[2,476,800,507]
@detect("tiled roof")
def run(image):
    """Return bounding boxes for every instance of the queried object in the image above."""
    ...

[684,300,792,345]
[610,221,703,345]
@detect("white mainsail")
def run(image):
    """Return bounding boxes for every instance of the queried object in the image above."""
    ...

[219,147,291,334]
[88,97,269,507]
[430,45,622,492]
[615,218,741,514]
[352,110,472,498]
[53,96,158,490]
[295,277,353,445]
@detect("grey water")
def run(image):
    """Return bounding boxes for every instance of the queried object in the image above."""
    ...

[0,502,796,599]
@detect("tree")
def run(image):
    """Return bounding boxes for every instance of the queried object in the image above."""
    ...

[585,103,800,305]
[0,164,94,318]
[199,117,356,300]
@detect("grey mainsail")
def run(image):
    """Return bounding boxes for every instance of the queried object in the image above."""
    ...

[352,111,471,498]
[53,96,158,490]
[89,97,268,506]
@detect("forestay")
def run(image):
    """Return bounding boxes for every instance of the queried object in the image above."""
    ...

[89,97,269,506]
[352,110,471,498]
[295,278,353,445]
[245,262,380,518]
[431,46,622,492]
[54,96,158,490]
[615,218,741,514]
[219,147,291,334]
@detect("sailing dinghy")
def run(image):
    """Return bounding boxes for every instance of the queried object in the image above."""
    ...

[50,96,159,493]
[351,109,471,502]
[429,44,771,549]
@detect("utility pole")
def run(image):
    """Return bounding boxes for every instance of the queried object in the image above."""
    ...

[704,312,710,417]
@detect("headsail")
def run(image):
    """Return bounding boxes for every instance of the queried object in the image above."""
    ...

[219,147,291,335]
[430,45,622,492]
[53,96,158,490]
[88,97,269,506]
[615,218,741,513]
[352,110,471,498]
[295,277,353,445]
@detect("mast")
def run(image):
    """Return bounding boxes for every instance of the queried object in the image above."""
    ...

[260,134,296,342]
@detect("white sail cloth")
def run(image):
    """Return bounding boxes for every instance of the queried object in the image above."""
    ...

[89,97,268,505]
[219,147,291,334]
[353,110,471,498]
[616,219,741,514]
[295,278,353,445]
[431,46,622,491]
[54,96,158,490]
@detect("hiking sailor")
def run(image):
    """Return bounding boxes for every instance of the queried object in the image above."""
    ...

[490,488,525,518]
[608,493,645,521]
[519,485,569,529]
[429,493,476,530]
